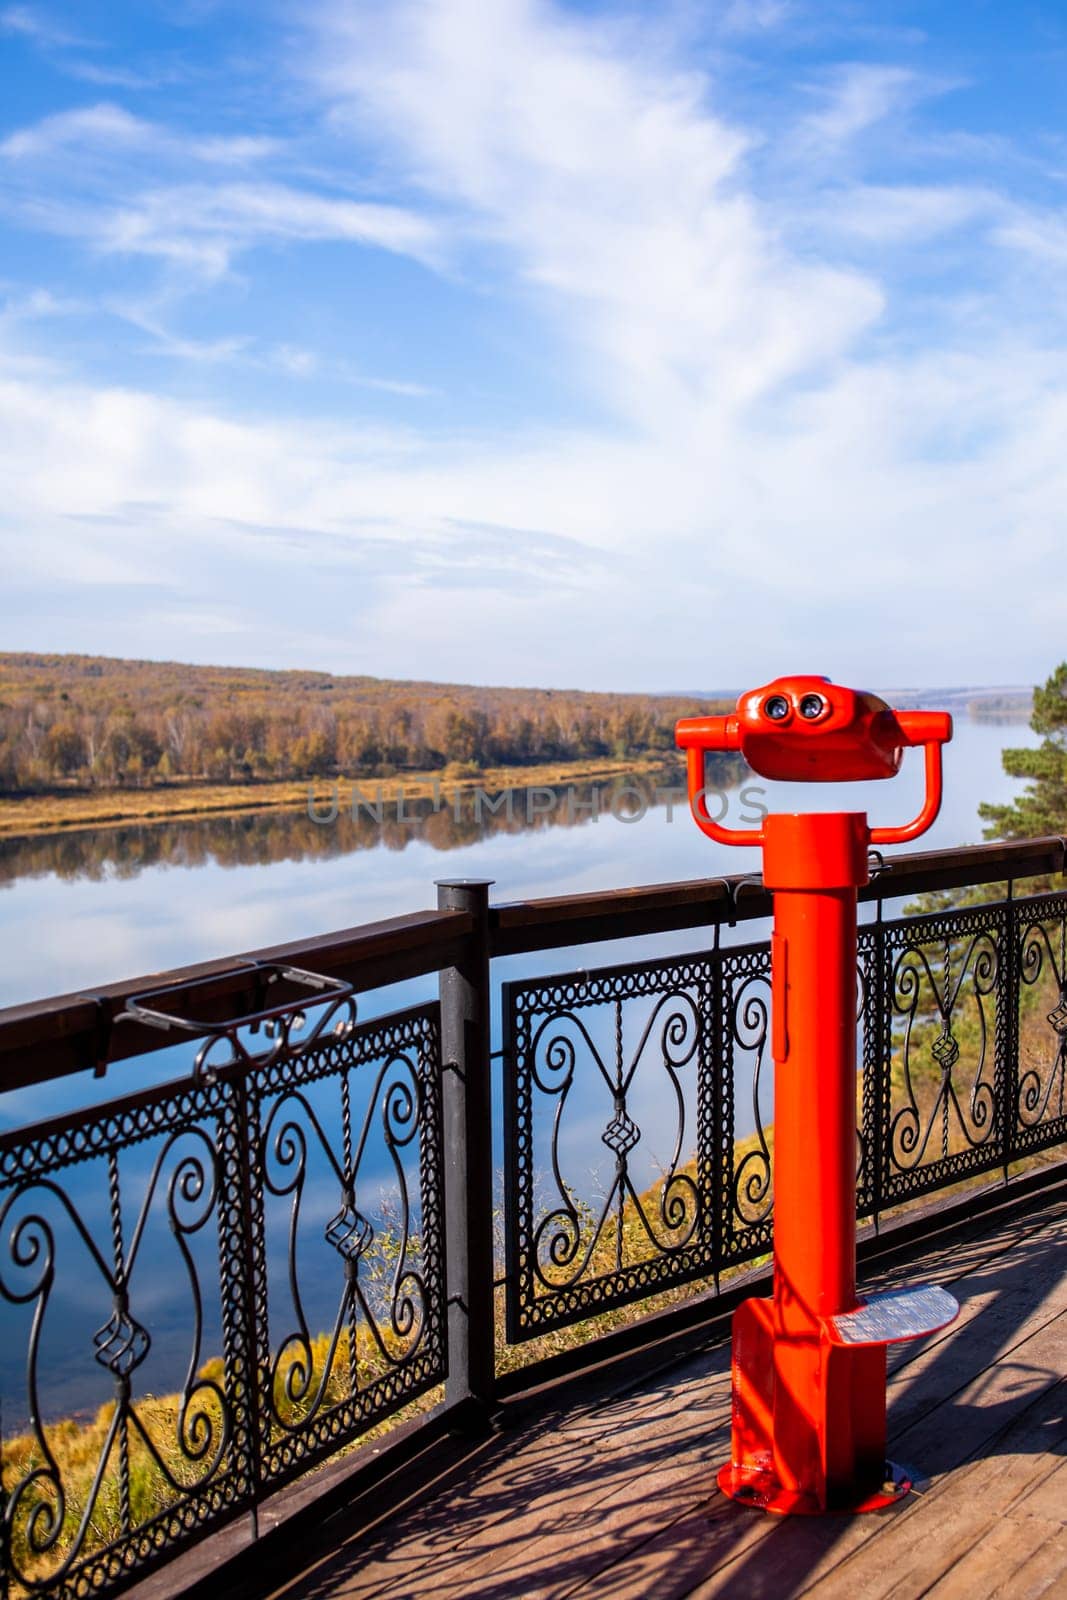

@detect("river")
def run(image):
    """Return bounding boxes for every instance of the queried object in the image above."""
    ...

[0,716,1037,1013]
[0,716,1040,1424]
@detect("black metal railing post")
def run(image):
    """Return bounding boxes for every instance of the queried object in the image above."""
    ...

[437,878,495,1426]
[225,1078,265,1539]
[866,896,888,1230]
[1003,879,1019,1177]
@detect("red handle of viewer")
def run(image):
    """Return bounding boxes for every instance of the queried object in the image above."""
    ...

[869,738,947,847]
[675,714,741,753]
[893,711,953,749]
[683,747,765,848]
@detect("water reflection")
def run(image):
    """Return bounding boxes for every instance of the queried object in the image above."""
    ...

[0,758,748,887]
[0,720,1039,1427]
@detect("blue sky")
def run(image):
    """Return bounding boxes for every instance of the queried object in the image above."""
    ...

[1,1,1065,692]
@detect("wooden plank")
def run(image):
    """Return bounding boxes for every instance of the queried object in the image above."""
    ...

[857,1172,1067,1298]
[490,879,768,958]
[880,1212,1067,1444]
[262,1203,1062,1600]
[1009,1455,1067,1525]
[887,1313,1067,1476]
[859,837,1066,906]
[923,1501,1064,1600]
[257,1316,739,1600]
[277,1370,735,1600]
[563,1241,1067,1600]
[32,1118,1052,1600]
[252,1235,1067,1600]
[256,1175,1067,1600]
[983,1516,1067,1600]
[492,877,735,930]
[984,1539,1067,1600]
[552,1493,774,1600]
[784,1386,1067,1600]
[673,1380,1067,1600]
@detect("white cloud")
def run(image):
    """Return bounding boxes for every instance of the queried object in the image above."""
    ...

[799,182,998,244]
[796,63,928,147]
[0,100,445,279]
[286,0,1067,679]
[0,4,88,49]
[2,0,1067,688]
[314,0,882,435]
[94,181,443,275]
[0,354,598,601]
[266,344,432,394]
[2,313,1065,687]
[273,343,319,378]
[995,211,1067,267]
[0,285,85,321]
[720,0,793,34]
[62,60,162,89]
[1,102,279,165]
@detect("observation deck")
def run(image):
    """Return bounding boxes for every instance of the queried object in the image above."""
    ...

[248,1179,1067,1600]
[0,838,1064,1600]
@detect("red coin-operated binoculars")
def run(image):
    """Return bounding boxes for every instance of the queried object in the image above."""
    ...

[677,676,959,1515]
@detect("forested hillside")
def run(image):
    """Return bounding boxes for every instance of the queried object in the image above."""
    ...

[0,654,726,792]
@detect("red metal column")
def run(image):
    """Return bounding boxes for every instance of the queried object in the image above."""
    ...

[678,680,958,1516]
[766,812,866,1329]
[772,918,858,1494]
[719,813,894,1513]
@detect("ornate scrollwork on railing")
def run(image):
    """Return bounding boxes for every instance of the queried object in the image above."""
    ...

[856,931,877,1216]
[5,872,1067,1600]
[718,947,773,1265]
[0,1002,445,1599]
[0,1086,243,1600]
[878,905,1008,1203]
[504,956,716,1339]
[246,1006,445,1486]
[719,940,870,1255]
[1014,894,1067,1155]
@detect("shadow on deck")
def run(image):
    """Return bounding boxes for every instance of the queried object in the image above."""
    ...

[145,1180,1067,1600]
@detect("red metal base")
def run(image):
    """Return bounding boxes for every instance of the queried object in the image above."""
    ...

[717,1459,912,1516]
[676,685,954,1526]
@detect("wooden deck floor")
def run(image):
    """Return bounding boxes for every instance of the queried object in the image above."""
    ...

[263,1190,1067,1600]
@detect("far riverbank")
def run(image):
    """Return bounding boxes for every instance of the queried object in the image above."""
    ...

[0,754,697,840]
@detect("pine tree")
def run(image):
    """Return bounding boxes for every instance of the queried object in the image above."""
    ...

[979,662,1067,838]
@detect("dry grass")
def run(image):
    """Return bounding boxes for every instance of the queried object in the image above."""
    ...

[5,979,1062,1595]
[0,756,679,839]
[1,1317,437,1593]
[0,1137,762,1593]
[4,1111,1062,1596]
[3,1389,227,1590]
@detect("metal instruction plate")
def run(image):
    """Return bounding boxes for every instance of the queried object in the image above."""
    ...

[827,1284,959,1347]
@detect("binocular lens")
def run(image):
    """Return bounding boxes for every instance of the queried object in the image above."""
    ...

[764,695,790,721]
[799,694,826,720]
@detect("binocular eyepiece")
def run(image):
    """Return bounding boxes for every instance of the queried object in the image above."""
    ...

[676,675,952,785]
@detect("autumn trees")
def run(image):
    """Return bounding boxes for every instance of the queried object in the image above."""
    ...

[0,653,723,794]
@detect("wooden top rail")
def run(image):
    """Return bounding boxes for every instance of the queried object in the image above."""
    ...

[490,836,1067,955]
[0,908,473,1092]
[856,836,1066,903]
[0,836,1062,1092]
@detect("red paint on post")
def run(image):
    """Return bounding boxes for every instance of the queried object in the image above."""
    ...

[677,676,958,1515]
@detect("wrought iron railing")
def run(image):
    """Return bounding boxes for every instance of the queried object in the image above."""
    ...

[502,890,1067,1340]
[0,1002,445,1600]
[0,837,1065,1598]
